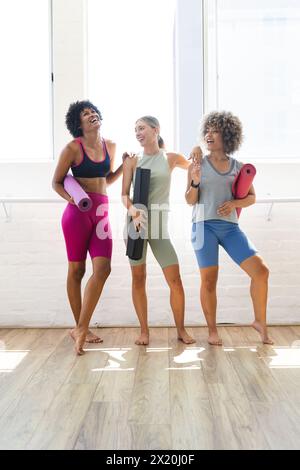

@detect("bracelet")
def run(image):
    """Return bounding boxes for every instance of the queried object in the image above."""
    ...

[191,180,200,188]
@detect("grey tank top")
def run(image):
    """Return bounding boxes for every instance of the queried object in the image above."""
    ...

[192,156,243,224]
[132,150,171,210]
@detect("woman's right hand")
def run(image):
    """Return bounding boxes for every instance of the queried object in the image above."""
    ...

[129,205,147,231]
[190,162,201,185]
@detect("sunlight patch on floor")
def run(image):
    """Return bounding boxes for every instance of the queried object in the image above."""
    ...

[0,350,29,373]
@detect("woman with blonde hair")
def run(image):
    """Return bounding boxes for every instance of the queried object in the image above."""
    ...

[122,115,197,346]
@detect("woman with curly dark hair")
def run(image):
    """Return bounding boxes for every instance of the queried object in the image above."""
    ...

[52,100,126,355]
[186,111,273,346]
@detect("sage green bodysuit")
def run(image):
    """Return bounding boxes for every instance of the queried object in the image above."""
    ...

[129,149,178,268]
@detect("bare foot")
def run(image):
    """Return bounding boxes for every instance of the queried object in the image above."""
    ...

[252,321,274,345]
[85,330,103,343]
[69,328,87,355]
[135,332,149,345]
[177,329,196,344]
[208,331,223,346]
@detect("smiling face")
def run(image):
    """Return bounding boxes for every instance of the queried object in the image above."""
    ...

[135,119,159,147]
[80,107,101,134]
[204,126,224,153]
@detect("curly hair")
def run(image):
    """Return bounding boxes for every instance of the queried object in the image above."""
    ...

[65,100,102,138]
[201,111,243,154]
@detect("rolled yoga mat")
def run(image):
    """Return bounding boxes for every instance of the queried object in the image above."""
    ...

[232,163,256,217]
[63,174,93,212]
[126,167,151,260]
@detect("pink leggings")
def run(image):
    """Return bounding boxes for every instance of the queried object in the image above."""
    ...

[61,192,112,262]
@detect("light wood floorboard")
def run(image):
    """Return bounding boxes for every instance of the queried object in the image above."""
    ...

[0,326,300,450]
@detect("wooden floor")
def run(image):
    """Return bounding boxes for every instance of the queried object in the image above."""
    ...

[0,326,300,450]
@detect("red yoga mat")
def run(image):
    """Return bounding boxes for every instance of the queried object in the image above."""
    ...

[63,175,93,212]
[232,164,256,217]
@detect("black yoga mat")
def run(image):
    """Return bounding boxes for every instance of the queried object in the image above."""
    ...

[126,167,151,260]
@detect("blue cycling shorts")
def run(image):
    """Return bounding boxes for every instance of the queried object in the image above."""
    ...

[191,219,257,268]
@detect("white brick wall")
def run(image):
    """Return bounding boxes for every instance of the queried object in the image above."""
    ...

[0,200,299,327]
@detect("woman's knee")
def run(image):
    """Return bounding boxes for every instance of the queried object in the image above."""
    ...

[93,264,111,282]
[167,275,183,291]
[132,271,146,289]
[201,277,217,292]
[68,264,86,281]
[254,263,269,282]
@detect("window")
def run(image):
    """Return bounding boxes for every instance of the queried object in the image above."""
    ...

[87,0,176,154]
[0,0,52,161]
[204,0,300,160]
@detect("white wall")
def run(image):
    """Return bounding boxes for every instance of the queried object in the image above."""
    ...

[0,0,299,327]
[0,178,299,327]
[0,160,299,199]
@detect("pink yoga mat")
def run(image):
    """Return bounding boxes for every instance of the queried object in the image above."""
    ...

[232,164,256,217]
[63,175,93,212]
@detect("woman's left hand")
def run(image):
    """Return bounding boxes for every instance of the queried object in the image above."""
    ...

[122,152,130,162]
[122,152,136,162]
[217,200,236,216]
[189,146,203,164]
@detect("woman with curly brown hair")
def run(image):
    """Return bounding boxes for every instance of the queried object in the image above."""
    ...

[186,111,273,346]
